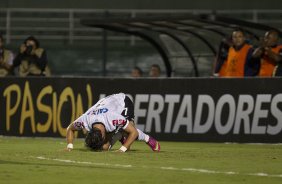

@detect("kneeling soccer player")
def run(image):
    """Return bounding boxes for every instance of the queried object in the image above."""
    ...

[66,93,160,152]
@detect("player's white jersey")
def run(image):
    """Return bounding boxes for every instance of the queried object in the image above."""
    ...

[72,93,129,132]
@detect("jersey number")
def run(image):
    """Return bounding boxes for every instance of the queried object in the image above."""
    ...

[121,107,128,117]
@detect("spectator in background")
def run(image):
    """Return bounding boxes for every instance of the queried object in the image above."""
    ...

[214,28,259,77]
[0,35,14,76]
[252,30,282,77]
[131,66,143,78]
[213,36,232,76]
[273,63,282,76]
[13,36,50,76]
[149,64,161,78]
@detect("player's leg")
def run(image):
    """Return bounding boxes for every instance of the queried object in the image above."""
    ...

[136,127,160,152]
[124,121,160,152]
[123,96,160,151]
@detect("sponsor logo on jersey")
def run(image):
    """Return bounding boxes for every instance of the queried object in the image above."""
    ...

[87,108,108,115]
[73,121,85,130]
[112,119,127,127]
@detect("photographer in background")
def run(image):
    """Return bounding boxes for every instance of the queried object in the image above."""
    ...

[13,36,50,76]
[0,35,14,76]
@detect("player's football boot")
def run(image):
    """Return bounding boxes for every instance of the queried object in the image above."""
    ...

[146,136,161,152]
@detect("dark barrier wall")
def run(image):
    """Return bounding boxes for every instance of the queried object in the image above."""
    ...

[1,0,281,10]
[1,77,282,143]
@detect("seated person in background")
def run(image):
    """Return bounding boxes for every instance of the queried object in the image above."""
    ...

[13,36,50,76]
[131,66,143,78]
[252,30,282,77]
[0,35,14,76]
[214,28,259,77]
[149,64,161,78]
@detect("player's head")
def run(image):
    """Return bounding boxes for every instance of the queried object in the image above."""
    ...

[85,127,104,151]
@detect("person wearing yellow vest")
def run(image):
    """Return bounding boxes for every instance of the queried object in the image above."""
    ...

[214,29,259,77]
[0,35,14,76]
[252,30,282,77]
[13,36,51,76]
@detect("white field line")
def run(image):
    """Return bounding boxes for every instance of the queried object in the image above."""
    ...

[36,156,132,168]
[35,156,282,178]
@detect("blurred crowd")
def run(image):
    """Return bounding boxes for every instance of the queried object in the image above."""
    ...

[1,28,282,78]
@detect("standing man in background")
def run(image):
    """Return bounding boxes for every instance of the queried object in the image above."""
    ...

[0,35,14,76]
[214,29,259,77]
[252,30,282,77]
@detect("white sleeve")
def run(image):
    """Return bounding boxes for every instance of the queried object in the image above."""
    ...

[72,114,88,131]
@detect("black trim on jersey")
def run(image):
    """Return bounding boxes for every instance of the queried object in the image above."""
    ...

[122,96,135,121]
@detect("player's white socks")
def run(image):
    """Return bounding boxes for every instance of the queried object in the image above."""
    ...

[137,129,150,142]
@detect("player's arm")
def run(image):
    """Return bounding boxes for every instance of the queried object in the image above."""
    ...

[66,122,77,151]
[66,121,85,151]
[118,121,138,152]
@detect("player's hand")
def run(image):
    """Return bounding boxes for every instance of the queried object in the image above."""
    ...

[66,143,73,151]
[64,147,73,151]
[114,146,127,153]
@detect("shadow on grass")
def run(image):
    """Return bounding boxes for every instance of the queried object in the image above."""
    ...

[76,148,148,153]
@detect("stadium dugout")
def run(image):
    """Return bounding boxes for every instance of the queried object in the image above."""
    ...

[81,13,281,77]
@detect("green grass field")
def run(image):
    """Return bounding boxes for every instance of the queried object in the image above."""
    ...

[0,136,282,184]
